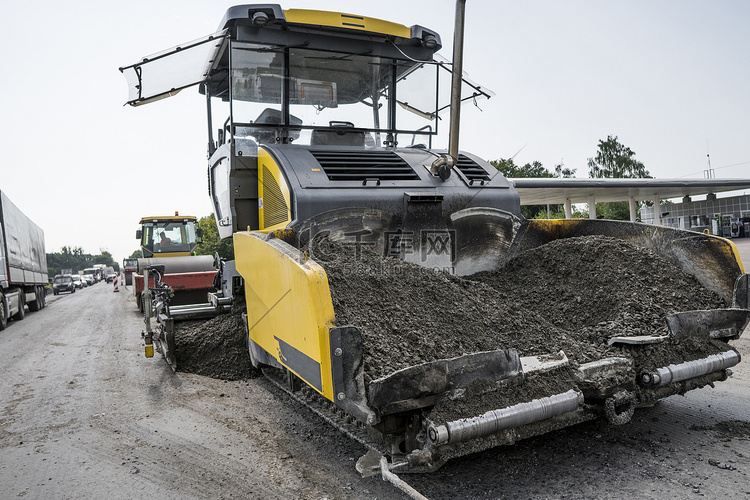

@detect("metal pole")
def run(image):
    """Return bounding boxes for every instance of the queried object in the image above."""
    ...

[629,197,637,222]
[206,88,215,156]
[380,457,429,500]
[588,195,597,220]
[448,0,467,162]
[429,0,466,180]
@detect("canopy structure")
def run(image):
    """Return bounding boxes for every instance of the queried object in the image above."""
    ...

[511,178,750,221]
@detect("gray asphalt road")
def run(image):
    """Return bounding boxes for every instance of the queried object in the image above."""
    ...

[0,283,395,499]
[1,276,749,499]
[734,237,750,267]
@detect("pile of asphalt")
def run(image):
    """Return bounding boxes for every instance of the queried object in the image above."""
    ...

[318,235,727,385]
[174,313,255,380]
[171,235,728,388]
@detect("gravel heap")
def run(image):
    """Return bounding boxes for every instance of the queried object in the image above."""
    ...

[318,235,727,384]
[174,313,254,380]
[171,235,729,386]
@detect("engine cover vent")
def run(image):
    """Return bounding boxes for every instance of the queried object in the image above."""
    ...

[262,165,289,228]
[455,154,491,184]
[310,150,420,182]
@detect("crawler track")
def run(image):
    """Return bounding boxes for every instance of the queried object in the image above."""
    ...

[263,368,387,455]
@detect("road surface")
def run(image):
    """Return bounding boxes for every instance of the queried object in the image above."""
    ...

[1,275,749,499]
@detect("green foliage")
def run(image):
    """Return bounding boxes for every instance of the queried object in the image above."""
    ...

[555,163,577,178]
[536,206,588,220]
[596,201,631,221]
[587,135,650,220]
[490,158,576,219]
[95,251,115,266]
[46,246,116,277]
[128,249,143,259]
[588,135,650,179]
[195,214,234,260]
[491,158,554,179]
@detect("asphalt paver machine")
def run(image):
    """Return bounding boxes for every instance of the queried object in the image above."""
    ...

[121,3,749,474]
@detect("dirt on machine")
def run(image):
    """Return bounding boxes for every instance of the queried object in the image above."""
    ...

[121,2,750,478]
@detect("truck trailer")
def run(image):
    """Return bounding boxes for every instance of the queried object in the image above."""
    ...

[0,190,48,330]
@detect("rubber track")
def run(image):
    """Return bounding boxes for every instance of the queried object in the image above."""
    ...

[262,369,387,455]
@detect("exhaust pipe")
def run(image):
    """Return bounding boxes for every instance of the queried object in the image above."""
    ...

[431,0,466,180]
[448,0,466,163]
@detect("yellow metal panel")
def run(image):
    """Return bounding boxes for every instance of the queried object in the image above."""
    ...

[149,251,192,258]
[716,238,746,274]
[139,215,197,223]
[284,8,411,38]
[234,231,336,400]
[257,148,292,230]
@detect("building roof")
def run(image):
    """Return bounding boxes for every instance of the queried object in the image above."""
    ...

[511,178,750,205]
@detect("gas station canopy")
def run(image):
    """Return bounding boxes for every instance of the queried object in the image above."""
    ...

[512,178,750,205]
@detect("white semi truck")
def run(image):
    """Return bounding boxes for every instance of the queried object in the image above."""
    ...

[0,190,48,329]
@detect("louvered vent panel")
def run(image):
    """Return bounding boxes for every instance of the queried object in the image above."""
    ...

[310,150,419,182]
[262,165,289,227]
[456,154,491,182]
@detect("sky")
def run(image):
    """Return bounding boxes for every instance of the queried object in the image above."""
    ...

[1,0,749,264]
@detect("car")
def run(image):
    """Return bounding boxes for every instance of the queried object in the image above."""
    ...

[83,268,100,282]
[104,267,117,283]
[71,275,85,289]
[82,274,95,286]
[52,275,76,295]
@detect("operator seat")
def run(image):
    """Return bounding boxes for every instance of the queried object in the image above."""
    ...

[310,121,365,146]
[245,108,302,144]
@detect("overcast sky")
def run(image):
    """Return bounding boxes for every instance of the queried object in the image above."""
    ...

[1,0,748,264]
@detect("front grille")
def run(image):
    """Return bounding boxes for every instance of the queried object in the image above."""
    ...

[310,150,419,182]
[456,155,491,184]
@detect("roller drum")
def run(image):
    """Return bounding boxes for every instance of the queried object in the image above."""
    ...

[137,255,215,274]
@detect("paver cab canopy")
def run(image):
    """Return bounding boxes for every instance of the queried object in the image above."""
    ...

[119,4,493,153]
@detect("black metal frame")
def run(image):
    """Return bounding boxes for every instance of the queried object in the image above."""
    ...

[204,36,443,149]
[120,32,228,107]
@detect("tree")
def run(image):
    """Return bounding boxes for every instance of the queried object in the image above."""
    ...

[195,214,234,260]
[94,250,115,266]
[128,249,143,259]
[46,248,117,277]
[490,158,574,219]
[587,135,650,220]
[547,205,588,220]
[491,158,554,179]
[588,135,650,179]
[555,162,576,178]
